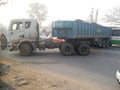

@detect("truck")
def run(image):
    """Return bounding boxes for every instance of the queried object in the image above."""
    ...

[8,19,112,56]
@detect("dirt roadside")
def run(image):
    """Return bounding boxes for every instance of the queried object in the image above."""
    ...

[0,56,107,90]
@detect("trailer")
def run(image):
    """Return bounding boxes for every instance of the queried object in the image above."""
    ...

[9,19,112,56]
[52,20,112,55]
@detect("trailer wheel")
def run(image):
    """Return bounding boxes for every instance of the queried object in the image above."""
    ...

[61,43,73,56]
[109,42,112,47]
[19,43,32,56]
[105,40,109,48]
[78,44,90,56]
[102,40,106,48]
[98,39,103,48]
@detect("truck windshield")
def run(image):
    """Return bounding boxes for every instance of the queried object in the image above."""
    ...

[11,22,23,30]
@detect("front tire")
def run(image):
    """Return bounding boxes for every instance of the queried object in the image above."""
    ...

[19,43,32,56]
[102,40,106,48]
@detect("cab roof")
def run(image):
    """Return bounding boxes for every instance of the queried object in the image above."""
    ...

[10,19,37,22]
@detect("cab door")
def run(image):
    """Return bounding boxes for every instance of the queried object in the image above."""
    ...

[9,21,25,43]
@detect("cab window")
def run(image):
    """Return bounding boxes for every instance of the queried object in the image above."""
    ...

[11,22,23,30]
[25,21,31,29]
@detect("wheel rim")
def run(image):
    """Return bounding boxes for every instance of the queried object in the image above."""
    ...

[20,44,32,56]
[82,47,87,52]
[20,45,29,56]
[61,43,73,56]
[78,45,90,55]
[65,47,70,52]
[105,40,109,48]
[102,40,106,48]
[98,39,102,47]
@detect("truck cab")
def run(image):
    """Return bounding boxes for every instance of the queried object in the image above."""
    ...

[9,19,39,43]
[9,19,39,55]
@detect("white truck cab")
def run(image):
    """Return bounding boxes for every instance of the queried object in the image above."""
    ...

[9,19,40,55]
[9,19,39,43]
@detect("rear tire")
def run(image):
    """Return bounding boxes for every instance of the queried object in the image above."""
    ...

[60,43,73,56]
[19,43,32,56]
[98,39,103,48]
[109,42,112,47]
[78,44,90,56]
[105,40,109,48]
[102,40,106,48]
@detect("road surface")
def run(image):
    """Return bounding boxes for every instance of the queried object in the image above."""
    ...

[0,46,120,90]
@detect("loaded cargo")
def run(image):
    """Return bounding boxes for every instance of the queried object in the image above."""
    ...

[8,19,112,56]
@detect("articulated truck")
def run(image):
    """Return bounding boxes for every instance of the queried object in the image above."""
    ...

[9,19,112,56]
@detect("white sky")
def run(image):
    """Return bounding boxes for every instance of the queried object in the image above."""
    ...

[0,0,120,26]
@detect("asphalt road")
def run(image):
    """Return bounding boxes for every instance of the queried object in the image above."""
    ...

[0,46,120,90]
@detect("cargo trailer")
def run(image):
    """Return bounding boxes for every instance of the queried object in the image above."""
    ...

[52,20,112,48]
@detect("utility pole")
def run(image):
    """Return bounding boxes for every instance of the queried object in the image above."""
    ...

[90,8,94,23]
[95,9,99,23]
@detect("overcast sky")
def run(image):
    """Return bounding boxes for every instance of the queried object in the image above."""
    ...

[0,0,120,26]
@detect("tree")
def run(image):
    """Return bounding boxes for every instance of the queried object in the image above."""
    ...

[104,6,120,25]
[0,0,8,6]
[27,2,48,26]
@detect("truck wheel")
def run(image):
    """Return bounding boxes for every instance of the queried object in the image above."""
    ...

[105,40,109,48]
[61,43,73,56]
[98,39,103,48]
[19,44,32,56]
[78,44,90,56]
[102,40,106,48]
[109,42,112,47]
